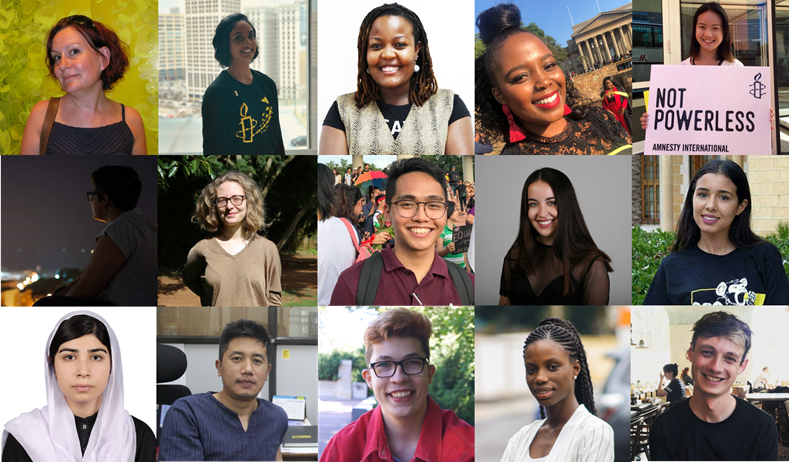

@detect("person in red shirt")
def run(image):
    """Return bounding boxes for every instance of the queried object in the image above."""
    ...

[320,308,474,462]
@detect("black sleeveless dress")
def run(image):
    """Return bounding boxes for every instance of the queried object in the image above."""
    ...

[45,104,135,155]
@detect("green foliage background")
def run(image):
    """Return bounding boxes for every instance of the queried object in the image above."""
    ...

[631,225,789,305]
[319,307,475,426]
[0,0,158,154]
[157,155,317,270]
[474,23,568,68]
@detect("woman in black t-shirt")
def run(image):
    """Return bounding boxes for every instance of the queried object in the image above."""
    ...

[499,168,613,305]
[657,363,686,403]
[320,3,472,155]
[680,366,694,386]
[644,160,789,305]
[202,14,284,155]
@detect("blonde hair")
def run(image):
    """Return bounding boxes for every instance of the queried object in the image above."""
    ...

[363,308,432,364]
[192,172,266,241]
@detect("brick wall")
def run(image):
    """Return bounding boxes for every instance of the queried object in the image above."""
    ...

[572,65,632,104]
[748,156,789,236]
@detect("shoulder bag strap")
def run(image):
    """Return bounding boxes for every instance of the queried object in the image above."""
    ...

[356,251,384,305]
[39,97,60,155]
[445,261,474,305]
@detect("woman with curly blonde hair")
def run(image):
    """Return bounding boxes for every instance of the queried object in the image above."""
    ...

[183,171,282,306]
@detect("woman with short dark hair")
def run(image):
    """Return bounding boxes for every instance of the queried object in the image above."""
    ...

[657,363,686,403]
[202,14,284,155]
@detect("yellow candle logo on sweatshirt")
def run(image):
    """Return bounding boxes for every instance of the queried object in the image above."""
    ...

[236,97,273,143]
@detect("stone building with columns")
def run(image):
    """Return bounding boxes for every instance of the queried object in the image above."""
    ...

[565,3,632,74]
[633,156,789,237]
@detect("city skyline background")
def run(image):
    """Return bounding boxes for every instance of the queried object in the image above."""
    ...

[0,157,158,273]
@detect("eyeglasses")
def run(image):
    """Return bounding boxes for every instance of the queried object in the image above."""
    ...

[392,200,446,219]
[59,15,96,29]
[86,191,99,202]
[369,358,428,378]
[215,195,246,208]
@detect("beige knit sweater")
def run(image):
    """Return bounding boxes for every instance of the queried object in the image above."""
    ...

[183,234,282,307]
[337,88,454,155]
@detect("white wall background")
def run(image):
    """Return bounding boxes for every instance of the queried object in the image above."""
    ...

[0,307,157,433]
[317,0,475,145]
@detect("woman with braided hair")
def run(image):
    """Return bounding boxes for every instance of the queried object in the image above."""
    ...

[501,317,614,462]
[475,4,631,155]
[320,3,473,155]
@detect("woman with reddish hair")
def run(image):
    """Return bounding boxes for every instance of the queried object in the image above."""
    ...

[21,15,147,155]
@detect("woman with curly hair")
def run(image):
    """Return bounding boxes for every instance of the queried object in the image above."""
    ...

[21,15,147,155]
[475,4,631,155]
[501,317,613,462]
[183,171,282,306]
[600,76,631,136]
[320,3,473,155]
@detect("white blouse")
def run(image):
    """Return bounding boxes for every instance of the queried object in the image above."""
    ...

[500,405,614,462]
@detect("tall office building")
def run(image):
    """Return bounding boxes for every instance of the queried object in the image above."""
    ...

[185,0,240,100]
[245,6,278,84]
[159,9,185,80]
[276,3,306,101]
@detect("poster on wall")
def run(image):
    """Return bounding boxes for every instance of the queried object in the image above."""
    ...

[644,65,771,155]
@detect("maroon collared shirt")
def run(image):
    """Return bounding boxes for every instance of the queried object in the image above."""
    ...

[329,246,475,306]
[319,396,475,462]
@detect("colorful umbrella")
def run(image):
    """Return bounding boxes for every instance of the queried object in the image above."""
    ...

[355,171,388,193]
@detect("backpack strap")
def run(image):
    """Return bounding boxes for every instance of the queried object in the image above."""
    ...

[445,261,474,305]
[356,251,384,305]
[40,97,60,155]
[338,217,360,249]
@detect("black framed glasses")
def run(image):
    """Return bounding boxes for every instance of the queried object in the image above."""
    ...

[369,358,428,378]
[392,200,446,219]
[59,15,96,29]
[215,195,246,208]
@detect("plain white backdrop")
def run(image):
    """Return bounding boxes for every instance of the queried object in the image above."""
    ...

[0,307,157,433]
[317,0,475,146]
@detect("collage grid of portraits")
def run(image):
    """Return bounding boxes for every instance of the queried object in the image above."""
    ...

[1,0,789,462]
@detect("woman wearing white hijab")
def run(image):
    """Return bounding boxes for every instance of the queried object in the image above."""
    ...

[1,311,155,462]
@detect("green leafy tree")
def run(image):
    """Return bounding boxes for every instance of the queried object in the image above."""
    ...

[474,23,568,70]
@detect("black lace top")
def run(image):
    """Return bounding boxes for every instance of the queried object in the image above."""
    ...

[500,242,610,305]
[500,106,632,155]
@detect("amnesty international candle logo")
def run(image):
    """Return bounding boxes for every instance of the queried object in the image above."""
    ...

[236,97,274,143]
[645,65,771,155]
[750,73,766,99]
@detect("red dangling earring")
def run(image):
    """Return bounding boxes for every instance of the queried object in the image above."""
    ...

[564,104,572,115]
[501,104,527,143]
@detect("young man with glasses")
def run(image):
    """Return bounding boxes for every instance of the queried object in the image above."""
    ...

[330,158,474,305]
[649,311,778,461]
[320,308,474,462]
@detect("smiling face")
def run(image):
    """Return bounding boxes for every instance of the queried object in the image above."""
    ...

[604,80,614,91]
[385,172,447,254]
[229,20,257,66]
[692,173,746,241]
[688,335,748,400]
[527,180,557,245]
[216,180,247,228]
[50,26,108,93]
[491,32,567,133]
[366,15,421,94]
[52,334,111,417]
[216,337,270,401]
[362,336,435,424]
[695,10,724,55]
[524,339,580,410]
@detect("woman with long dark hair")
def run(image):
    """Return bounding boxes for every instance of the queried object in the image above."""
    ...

[475,4,631,155]
[500,168,612,305]
[320,3,473,155]
[644,159,789,305]
[2,311,156,461]
[501,317,613,462]
[656,363,686,404]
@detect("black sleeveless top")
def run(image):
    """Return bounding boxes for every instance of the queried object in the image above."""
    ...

[45,104,135,155]
[500,242,611,305]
